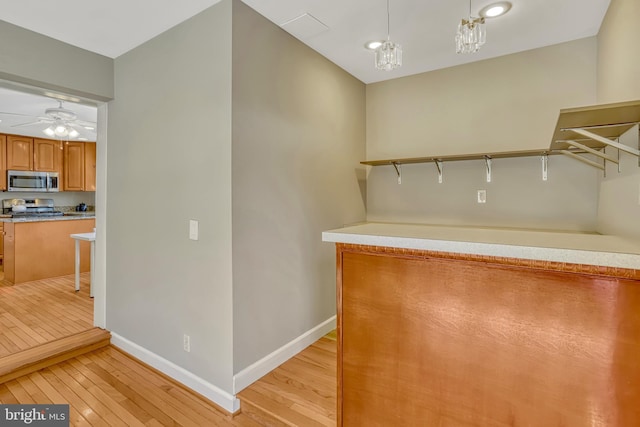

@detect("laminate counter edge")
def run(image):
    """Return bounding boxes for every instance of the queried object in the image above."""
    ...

[322,222,640,270]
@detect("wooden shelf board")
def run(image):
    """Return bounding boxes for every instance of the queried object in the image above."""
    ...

[361,149,558,166]
[550,100,640,150]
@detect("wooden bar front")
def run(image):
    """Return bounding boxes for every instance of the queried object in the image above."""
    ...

[336,244,640,426]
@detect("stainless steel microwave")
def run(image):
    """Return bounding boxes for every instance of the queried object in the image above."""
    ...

[7,170,60,192]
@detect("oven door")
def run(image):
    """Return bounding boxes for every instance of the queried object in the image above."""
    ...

[7,170,49,192]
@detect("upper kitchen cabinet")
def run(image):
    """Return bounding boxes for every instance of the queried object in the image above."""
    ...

[34,138,63,173]
[0,135,6,191]
[84,142,96,192]
[63,141,95,191]
[6,135,34,171]
[63,141,85,191]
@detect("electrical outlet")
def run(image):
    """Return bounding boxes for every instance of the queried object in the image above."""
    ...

[477,190,487,204]
[183,334,191,352]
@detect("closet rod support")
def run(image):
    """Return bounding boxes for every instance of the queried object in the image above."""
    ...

[564,140,619,164]
[541,154,548,181]
[392,162,402,184]
[484,156,492,183]
[434,160,443,183]
[560,150,605,171]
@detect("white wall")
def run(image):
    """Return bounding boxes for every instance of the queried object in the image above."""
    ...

[0,21,112,101]
[366,38,601,231]
[595,0,640,238]
[231,1,366,373]
[107,0,234,395]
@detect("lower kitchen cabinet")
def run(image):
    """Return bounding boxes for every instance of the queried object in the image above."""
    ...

[3,219,95,284]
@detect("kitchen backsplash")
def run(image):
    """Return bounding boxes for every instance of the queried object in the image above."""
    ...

[1,191,95,209]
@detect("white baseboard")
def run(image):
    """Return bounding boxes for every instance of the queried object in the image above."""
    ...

[233,315,336,394]
[110,333,240,414]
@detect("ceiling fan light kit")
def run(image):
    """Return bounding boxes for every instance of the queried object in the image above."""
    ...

[0,99,96,141]
[374,0,402,71]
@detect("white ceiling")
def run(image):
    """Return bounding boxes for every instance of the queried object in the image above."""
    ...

[0,0,611,84]
[0,0,611,130]
[0,86,97,140]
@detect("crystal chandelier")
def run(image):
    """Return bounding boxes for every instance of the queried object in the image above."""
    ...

[455,0,486,54]
[375,0,402,71]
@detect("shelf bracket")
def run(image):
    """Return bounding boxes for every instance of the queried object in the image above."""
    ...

[563,140,619,164]
[541,154,548,181]
[568,128,640,158]
[560,150,605,171]
[392,162,402,184]
[434,160,443,183]
[484,156,492,183]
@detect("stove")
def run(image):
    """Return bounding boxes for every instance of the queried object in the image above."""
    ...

[2,198,64,218]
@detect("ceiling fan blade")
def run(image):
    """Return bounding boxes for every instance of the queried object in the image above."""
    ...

[11,120,47,128]
[0,111,35,118]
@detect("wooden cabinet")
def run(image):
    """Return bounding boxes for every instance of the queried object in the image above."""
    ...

[0,222,3,262]
[0,135,6,191]
[335,244,640,426]
[6,135,33,171]
[63,141,96,192]
[34,138,63,173]
[63,142,85,191]
[84,142,96,191]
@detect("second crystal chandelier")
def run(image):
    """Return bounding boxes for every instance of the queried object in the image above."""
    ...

[456,0,486,54]
[375,0,402,71]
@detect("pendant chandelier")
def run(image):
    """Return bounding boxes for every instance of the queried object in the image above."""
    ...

[375,0,402,71]
[455,0,486,54]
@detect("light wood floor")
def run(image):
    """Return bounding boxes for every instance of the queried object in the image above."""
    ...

[0,272,93,358]
[0,345,263,426]
[239,335,337,426]
[0,334,338,426]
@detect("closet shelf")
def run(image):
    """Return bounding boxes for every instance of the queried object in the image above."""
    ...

[360,149,558,167]
[361,100,640,172]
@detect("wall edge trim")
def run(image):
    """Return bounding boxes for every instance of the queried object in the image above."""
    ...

[232,315,337,394]
[110,332,240,414]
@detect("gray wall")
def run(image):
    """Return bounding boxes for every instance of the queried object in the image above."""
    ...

[596,0,640,237]
[366,38,601,231]
[231,1,366,373]
[107,1,234,393]
[0,20,113,101]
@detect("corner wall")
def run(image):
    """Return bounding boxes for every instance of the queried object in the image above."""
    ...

[0,20,113,101]
[596,0,640,237]
[231,1,366,375]
[107,0,234,399]
[366,38,600,231]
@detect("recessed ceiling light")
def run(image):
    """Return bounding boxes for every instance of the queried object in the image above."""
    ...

[479,2,512,18]
[365,41,383,50]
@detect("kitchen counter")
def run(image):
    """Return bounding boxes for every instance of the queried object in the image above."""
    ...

[322,222,640,270]
[0,213,95,223]
[326,222,640,424]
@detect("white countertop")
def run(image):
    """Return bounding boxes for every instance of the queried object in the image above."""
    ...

[322,222,640,270]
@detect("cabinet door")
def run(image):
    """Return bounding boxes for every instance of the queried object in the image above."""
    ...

[0,222,3,261]
[6,136,34,170]
[84,142,96,191]
[0,135,6,190]
[34,138,63,172]
[63,142,85,191]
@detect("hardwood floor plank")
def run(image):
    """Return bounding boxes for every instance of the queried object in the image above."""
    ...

[239,334,337,427]
[0,273,94,364]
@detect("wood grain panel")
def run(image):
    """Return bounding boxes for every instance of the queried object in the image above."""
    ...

[4,219,94,284]
[6,136,33,171]
[0,134,6,190]
[63,142,85,191]
[338,249,640,426]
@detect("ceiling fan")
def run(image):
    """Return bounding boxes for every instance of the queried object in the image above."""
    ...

[0,100,96,140]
